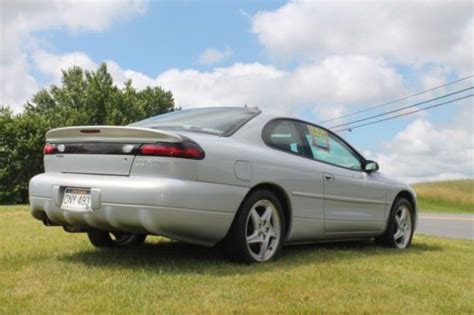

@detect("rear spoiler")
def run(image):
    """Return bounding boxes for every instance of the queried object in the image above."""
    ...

[46,126,183,143]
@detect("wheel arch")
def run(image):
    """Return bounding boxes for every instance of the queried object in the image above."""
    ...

[239,182,293,241]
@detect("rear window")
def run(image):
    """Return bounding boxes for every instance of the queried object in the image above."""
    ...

[130,107,260,136]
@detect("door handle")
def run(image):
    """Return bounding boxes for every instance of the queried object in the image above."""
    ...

[323,173,335,181]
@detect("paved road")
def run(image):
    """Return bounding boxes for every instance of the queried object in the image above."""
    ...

[416,213,473,240]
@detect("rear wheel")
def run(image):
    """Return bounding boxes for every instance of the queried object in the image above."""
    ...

[87,231,147,248]
[375,198,414,248]
[225,190,285,263]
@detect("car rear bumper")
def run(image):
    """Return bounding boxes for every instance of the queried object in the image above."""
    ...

[29,173,248,246]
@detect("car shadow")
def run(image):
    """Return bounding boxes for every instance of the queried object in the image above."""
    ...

[58,237,442,275]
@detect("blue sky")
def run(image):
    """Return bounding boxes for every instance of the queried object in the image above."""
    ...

[35,1,284,75]
[2,0,473,182]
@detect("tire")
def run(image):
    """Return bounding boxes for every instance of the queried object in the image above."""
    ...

[87,231,147,248]
[224,190,285,263]
[375,197,414,248]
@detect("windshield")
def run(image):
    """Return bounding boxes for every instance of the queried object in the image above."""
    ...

[130,107,260,136]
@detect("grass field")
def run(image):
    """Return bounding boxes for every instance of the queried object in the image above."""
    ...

[1,205,473,314]
[414,179,474,214]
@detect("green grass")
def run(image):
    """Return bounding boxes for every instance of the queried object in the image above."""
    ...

[414,180,474,214]
[1,206,473,314]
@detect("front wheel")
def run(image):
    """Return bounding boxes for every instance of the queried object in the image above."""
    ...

[375,198,414,248]
[224,190,285,263]
[87,231,147,248]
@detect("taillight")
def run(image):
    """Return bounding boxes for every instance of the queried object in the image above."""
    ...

[43,143,57,155]
[138,141,205,160]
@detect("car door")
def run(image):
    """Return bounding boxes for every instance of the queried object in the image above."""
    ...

[297,122,387,234]
[262,119,326,241]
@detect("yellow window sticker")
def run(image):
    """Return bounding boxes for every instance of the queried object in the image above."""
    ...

[308,126,329,150]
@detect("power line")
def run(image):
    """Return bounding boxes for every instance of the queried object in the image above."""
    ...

[318,74,474,125]
[328,86,473,129]
[334,94,473,133]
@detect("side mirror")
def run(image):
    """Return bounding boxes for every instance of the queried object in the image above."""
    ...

[364,160,379,173]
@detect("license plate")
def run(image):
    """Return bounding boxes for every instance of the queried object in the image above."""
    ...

[61,188,92,211]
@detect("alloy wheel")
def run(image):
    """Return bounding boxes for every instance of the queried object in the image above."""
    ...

[245,199,281,262]
[393,205,412,248]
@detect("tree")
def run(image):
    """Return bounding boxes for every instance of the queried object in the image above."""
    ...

[0,64,174,204]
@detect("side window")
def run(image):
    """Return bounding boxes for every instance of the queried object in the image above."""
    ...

[300,123,362,170]
[263,120,305,155]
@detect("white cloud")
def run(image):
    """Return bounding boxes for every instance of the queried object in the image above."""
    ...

[156,62,289,112]
[198,47,233,65]
[30,50,158,91]
[420,66,451,91]
[252,0,473,72]
[368,106,474,183]
[0,0,147,111]
[155,55,404,117]
[32,50,98,81]
[0,54,38,108]
[289,55,404,119]
[1,0,146,33]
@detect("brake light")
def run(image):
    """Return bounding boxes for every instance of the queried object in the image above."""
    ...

[43,143,57,155]
[138,141,205,160]
[80,129,101,134]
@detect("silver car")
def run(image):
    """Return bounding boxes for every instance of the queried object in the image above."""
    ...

[29,107,417,263]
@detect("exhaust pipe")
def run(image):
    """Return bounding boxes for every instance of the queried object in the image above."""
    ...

[35,211,59,226]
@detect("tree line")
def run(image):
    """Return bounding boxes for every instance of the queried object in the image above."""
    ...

[0,64,175,204]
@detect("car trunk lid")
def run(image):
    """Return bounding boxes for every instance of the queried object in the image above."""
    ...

[45,126,183,176]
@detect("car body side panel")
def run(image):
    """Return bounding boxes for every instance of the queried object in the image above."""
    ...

[323,164,388,234]
[186,122,327,243]
[251,154,326,242]
[365,172,388,217]
[189,134,254,188]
